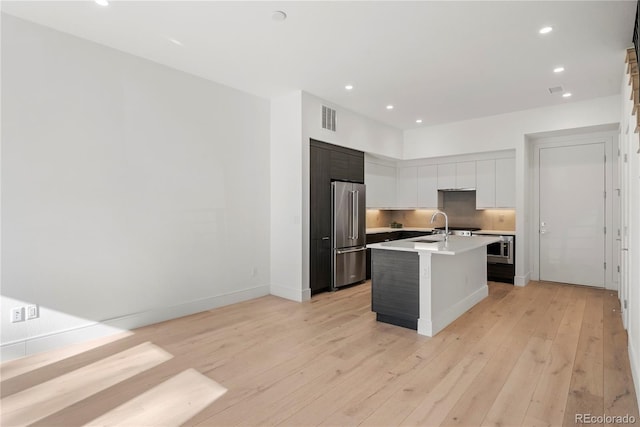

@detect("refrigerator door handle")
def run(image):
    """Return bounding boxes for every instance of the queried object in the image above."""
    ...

[335,246,367,255]
[349,190,355,239]
[353,190,359,240]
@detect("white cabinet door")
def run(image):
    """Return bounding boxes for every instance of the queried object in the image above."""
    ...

[396,166,418,208]
[476,160,495,209]
[417,165,438,208]
[437,163,456,189]
[456,161,476,189]
[495,158,515,208]
[365,161,396,208]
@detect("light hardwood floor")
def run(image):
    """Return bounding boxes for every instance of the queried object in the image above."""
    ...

[1,281,638,426]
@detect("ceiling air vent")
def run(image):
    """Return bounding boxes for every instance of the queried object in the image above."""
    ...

[548,86,564,94]
[322,106,336,132]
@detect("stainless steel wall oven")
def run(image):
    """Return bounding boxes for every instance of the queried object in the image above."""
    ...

[486,235,514,265]
[474,232,515,283]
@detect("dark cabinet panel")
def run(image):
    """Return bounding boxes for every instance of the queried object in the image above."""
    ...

[371,249,420,330]
[366,232,397,244]
[365,231,431,279]
[310,145,331,240]
[309,139,364,295]
[330,150,364,183]
[487,263,515,283]
[311,238,332,293]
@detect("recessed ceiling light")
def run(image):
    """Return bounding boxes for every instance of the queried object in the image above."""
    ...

[539,26,553,34]
[562,92,572,98]
[95,0,109,6]
[345,85,353,91]
[553,66,565,73]
[168,38,183,46]
[272,11,287,21]
[386,105,394,110]
[416,119,423,124]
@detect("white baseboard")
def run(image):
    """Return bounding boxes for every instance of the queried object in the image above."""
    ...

[269,284,308,302]
[514,271,531,287]
[1,341,27,362]
[418,285,488,337]
[1,285,270,362]
[629,334,640,414]
[417,318,433,337]
[431,285,489,336]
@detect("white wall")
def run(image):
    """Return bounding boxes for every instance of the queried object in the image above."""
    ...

[302,92,404,160]
[1,15,271,360]
[404,95,621,160]
[403,95,621,285]
[270,92,304,301]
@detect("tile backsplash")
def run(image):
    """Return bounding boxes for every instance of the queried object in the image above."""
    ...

[366,191,515,231]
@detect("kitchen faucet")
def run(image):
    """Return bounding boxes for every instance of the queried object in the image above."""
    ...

[430,210,449,244]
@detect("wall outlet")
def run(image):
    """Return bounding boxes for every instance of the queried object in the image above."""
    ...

[498,214,505,223]
[10,307,25,323]
[26,304,39,320]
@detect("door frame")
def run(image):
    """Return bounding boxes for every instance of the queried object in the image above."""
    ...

[619,122,631,329]
[530,130,617,289]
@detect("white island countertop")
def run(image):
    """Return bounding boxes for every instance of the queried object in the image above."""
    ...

[367,234,501,255]
[366,227,434,234]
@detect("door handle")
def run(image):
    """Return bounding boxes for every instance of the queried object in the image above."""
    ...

[353,190,359,240]
[336,247,366,255]
[540,221,547,235]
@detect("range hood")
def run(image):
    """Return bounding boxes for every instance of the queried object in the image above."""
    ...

[438,188,476,192]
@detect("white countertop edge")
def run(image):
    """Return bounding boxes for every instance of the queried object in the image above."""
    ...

[366,227,515,235]
[367,235,501,256]
[474,230,516,235]
[366,227,434,234]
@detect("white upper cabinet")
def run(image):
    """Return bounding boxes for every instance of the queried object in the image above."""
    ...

[456,161,476,188]
[476,159,496,209]
[365,161,397,208]
[475,157,515,209]
[396,166,418,208]
[365,152,514,210]
[417,165,438,208]
[495,158,516,208]
[437,161,475,189]
[437,163,456,189]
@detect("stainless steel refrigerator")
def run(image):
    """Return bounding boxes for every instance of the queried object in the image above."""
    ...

[332,181,366,289]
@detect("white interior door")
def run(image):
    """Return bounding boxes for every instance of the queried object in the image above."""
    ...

[539,142,605,287]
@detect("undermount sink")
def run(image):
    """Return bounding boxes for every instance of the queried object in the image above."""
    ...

[413,237,444,243]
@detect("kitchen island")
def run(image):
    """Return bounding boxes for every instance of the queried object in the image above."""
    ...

[367,234,500,337]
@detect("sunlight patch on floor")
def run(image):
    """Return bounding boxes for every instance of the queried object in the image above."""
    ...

[84,368,227,427]
[0,342,172,426]
[0,331,134,381]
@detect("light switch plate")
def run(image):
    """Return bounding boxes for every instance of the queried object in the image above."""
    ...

[26,304,39,320]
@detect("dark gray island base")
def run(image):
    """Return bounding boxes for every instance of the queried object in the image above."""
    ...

[368,234,500,336]
[371,249,419,330]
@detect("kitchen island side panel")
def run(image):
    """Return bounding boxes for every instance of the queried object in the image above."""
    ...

[427,245,489,335]
[371,249,420,329]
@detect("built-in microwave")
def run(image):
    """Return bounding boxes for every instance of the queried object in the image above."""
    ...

[485,235,514,264]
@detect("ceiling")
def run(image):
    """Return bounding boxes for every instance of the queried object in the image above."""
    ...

[2,1,636,130]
